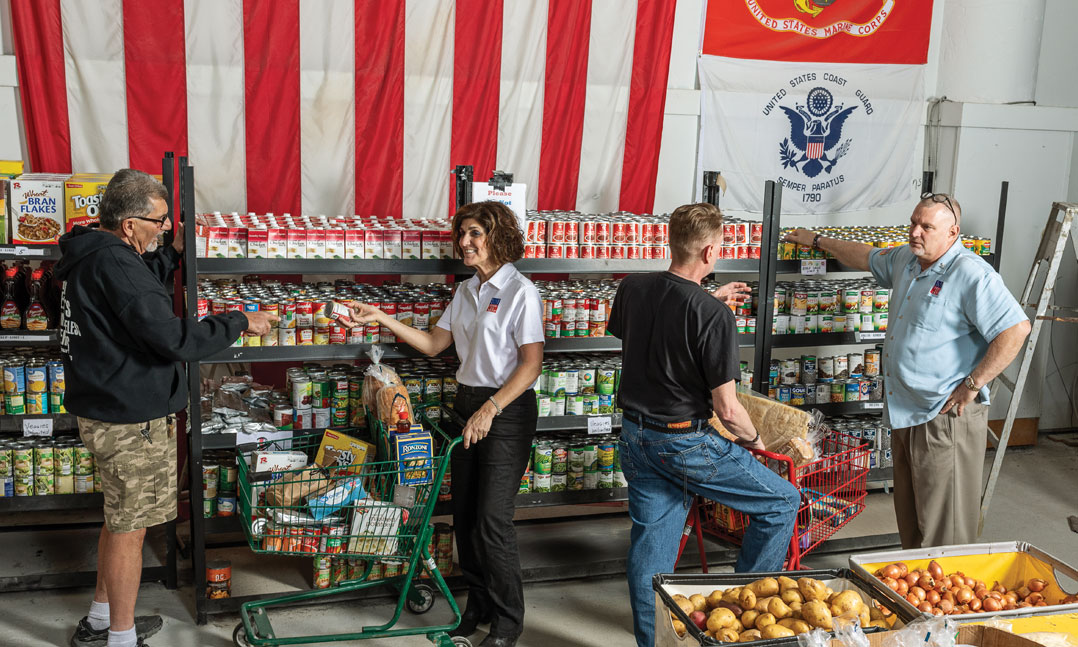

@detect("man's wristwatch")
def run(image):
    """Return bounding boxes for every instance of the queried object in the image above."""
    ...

[812,233,823,250]
[964,375,979,391]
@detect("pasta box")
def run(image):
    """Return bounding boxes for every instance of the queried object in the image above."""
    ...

[10,173,69,244]
[393,428,433,486]
[314,430,375,475]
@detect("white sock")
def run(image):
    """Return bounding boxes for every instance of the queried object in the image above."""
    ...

[88,600,110,631]
[106,626,137,647]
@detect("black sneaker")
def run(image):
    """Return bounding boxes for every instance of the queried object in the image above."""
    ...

[69,615,164,647]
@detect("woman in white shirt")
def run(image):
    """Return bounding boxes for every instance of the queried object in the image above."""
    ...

[348,201,543,647]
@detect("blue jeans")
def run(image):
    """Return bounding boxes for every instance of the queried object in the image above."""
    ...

[620,414,799,647]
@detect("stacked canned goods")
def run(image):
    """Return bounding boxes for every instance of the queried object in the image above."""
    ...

[535,355,620,417]
[524,210,764,260]
[201,449,240,518]
[770,278,890,334]
[194,211,454,260]
[0,435,96,497]
[519,433,627,494]
[777,225,993,259]
[537,280,616,338]
[197,278,452,348]
[828,414,893,471]
[767,346,884,404]
[1,354,66,415]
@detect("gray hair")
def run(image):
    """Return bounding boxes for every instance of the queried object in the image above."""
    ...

[98,169,169,230]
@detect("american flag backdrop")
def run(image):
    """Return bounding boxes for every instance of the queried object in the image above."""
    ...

[10,0,679,220]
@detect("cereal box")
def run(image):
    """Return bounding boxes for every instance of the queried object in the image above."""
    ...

[10,173,69,244]
[392,429,433,486]
[314,430,375,475]
[64,173,112,232]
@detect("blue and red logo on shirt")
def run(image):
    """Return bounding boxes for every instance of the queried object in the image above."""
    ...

[930,280,944,296]
[487,298,501,313]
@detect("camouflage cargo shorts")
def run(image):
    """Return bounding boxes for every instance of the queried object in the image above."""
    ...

[78,415,177,533]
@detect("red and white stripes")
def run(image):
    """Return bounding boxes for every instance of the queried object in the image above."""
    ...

[11,0,678,218]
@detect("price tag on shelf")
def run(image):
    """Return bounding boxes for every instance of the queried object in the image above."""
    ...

[800,259,826,276]
[23,418,54,437]
[14,247,46,257]
[857,332,886,342]
[863,402,884,410]
[0,334,48,342]
[587,416,612,435]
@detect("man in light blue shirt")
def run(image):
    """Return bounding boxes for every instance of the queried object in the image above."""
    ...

[786,193,1030,548]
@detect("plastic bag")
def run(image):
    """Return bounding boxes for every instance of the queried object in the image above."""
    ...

[886,615,958,647]
[362,345,402,411]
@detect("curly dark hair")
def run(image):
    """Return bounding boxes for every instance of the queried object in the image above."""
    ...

[451,201,525,267]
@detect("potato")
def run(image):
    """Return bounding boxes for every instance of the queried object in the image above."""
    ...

[675,597,695,616]
[761,624,797,639]
[869,607,885,621]
[768,597,793,619]
[789,601,803,614]
[778,576,799,591]
[672,619,687,638]
[740,610,760,629]
[731,619,744,634]
[802,600,834,630]
[857,605,870,627]
[723,587,743,605]
[830,590,864,616]
[707,590,725,610]
[738,630,762,642]
[709,607,738,629]
[718,628,740,643]
[868,619,890,630]
[750,577,781,598]
[778,618,812,635]
[781,589,804,605]
[754,596,773,614]
[798,578,830,602]
[739,587,757,611]
[690,594,709,613]
[755,613,777,629]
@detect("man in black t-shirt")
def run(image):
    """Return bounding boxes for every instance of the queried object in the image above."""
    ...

[609,203,799,647]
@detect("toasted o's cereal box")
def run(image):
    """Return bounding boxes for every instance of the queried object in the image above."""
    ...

[10,173,69,244]
[64,173,113,232]
[314,430,375,475]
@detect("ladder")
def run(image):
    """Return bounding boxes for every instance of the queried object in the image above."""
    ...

[980,201,1078,534]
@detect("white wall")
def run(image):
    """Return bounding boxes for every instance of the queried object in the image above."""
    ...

[0,0,24,162]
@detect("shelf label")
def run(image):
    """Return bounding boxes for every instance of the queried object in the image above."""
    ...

[0,246,48,257]
[0,334,51,342]
[800,259,826,276]
[23,418,54,437]
[857,332,886,341]
[587,416,612,435]
[863,402,884,410]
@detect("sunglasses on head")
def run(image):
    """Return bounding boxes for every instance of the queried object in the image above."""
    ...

[921,192,957,225]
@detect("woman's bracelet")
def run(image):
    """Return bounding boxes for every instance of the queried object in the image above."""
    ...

[488,396,503,416]
[738,432,761,446]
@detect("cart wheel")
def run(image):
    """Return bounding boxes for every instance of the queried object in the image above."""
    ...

[233,623,252,647]
[450,637,472,647]
[407,582,436,614]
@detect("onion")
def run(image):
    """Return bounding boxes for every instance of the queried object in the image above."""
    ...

[939,599,955,614]
[1028,579,1047,592]
[969,597,982,612]
[928,560,944,580]
[897,563,909,578]
[956,587,973,604]
[905,573,921,589]
[884,577,899,592]
[896,580,910,596]
[906,593,921,606]
[918,575,936,590]
[911,586,927,602]
[917,601,933,613]
[882,564,902,580]
[1027,593,1044,605]
[983,597,1002,612]
[926,590,941,605]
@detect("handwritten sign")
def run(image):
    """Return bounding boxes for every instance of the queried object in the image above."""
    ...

[800,259,826,276]
[587,416,612,436]
[23,418,54,437]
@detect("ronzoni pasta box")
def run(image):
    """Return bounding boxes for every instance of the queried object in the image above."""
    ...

[10,173,69,244]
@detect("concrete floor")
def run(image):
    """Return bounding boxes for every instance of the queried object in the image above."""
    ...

[0,434,1075,647]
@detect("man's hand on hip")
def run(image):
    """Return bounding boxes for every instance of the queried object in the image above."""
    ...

[243,311,280,336]
[940,383,979,416]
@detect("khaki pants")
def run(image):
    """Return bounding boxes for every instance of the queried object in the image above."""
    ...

[891,402,988,549]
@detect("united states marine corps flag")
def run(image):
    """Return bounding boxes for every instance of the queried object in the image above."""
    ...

[698,0,933,214]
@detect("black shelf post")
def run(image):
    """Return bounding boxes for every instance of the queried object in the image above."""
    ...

[992,181,1008,273]
[703,171,722,208]
[161,152,180,591]
[752,181,781,394]
[453,165,473,212]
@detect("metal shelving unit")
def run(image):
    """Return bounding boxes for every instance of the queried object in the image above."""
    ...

[0,492,102,513]
[794,401,884,417]
[0,412,77,433]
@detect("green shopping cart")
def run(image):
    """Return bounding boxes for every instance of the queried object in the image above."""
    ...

[231,403,469,647]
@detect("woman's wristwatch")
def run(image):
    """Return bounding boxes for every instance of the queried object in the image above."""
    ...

[488,396,503,416]
[738,432,761,447]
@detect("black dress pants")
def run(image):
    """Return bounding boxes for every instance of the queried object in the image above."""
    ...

[450,384,536,639]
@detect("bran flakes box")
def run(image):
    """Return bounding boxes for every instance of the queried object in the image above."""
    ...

[10,174,68,244]
[64,173,112,232]
[267,228,288,258]
[393,429,434,486]
[345,228,364,259]
[247,228,268,258]
[382,228,403,259]
[421,230,439,259]
[364,229,384,259]
[402,230,422,259]
[305,228,326,259]
[325,228,345,259]
[287,229,307,259]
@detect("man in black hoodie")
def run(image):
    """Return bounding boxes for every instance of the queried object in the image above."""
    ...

[56,169,277,647]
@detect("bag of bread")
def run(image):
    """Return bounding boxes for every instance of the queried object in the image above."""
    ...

[264,466,333,508]
[707,389,821,466]
[377,385,413,430]
[362,345,403,412]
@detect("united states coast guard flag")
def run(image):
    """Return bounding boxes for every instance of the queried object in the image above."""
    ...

[698,0,932,215]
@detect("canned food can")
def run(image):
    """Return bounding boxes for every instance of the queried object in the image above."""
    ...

[790,384,806,405]
[566,395,584,416]
[834,355,849,379]
[859,379,872,401]
[26,364,47,393]
[278,327,297,346]
[848,352,864,377]
[4,363,26,394]
[207,560,232,599]
[203,496,217,518]
[25,392,46,414]
[74,473,94,494]
[4,393,24,415]
[549,395,566,416]
[536,395,551,417]
[873,312,888,331]
[75,446,94,475]
[597,441,615,470]
[777,386,791,403]
[14,474,33,496]
[865,349,881,376]
[815,383,830,403]
[845,381,861,402]
[203,464,220,499]
[54,444,74,477]
[48,362,66,393]
[831,381,846,403]
[818,356,834,381]
[597,393,615,414]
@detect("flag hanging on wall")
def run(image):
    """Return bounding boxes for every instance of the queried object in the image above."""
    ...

[698,0,932,214]
[10,0,678,219]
